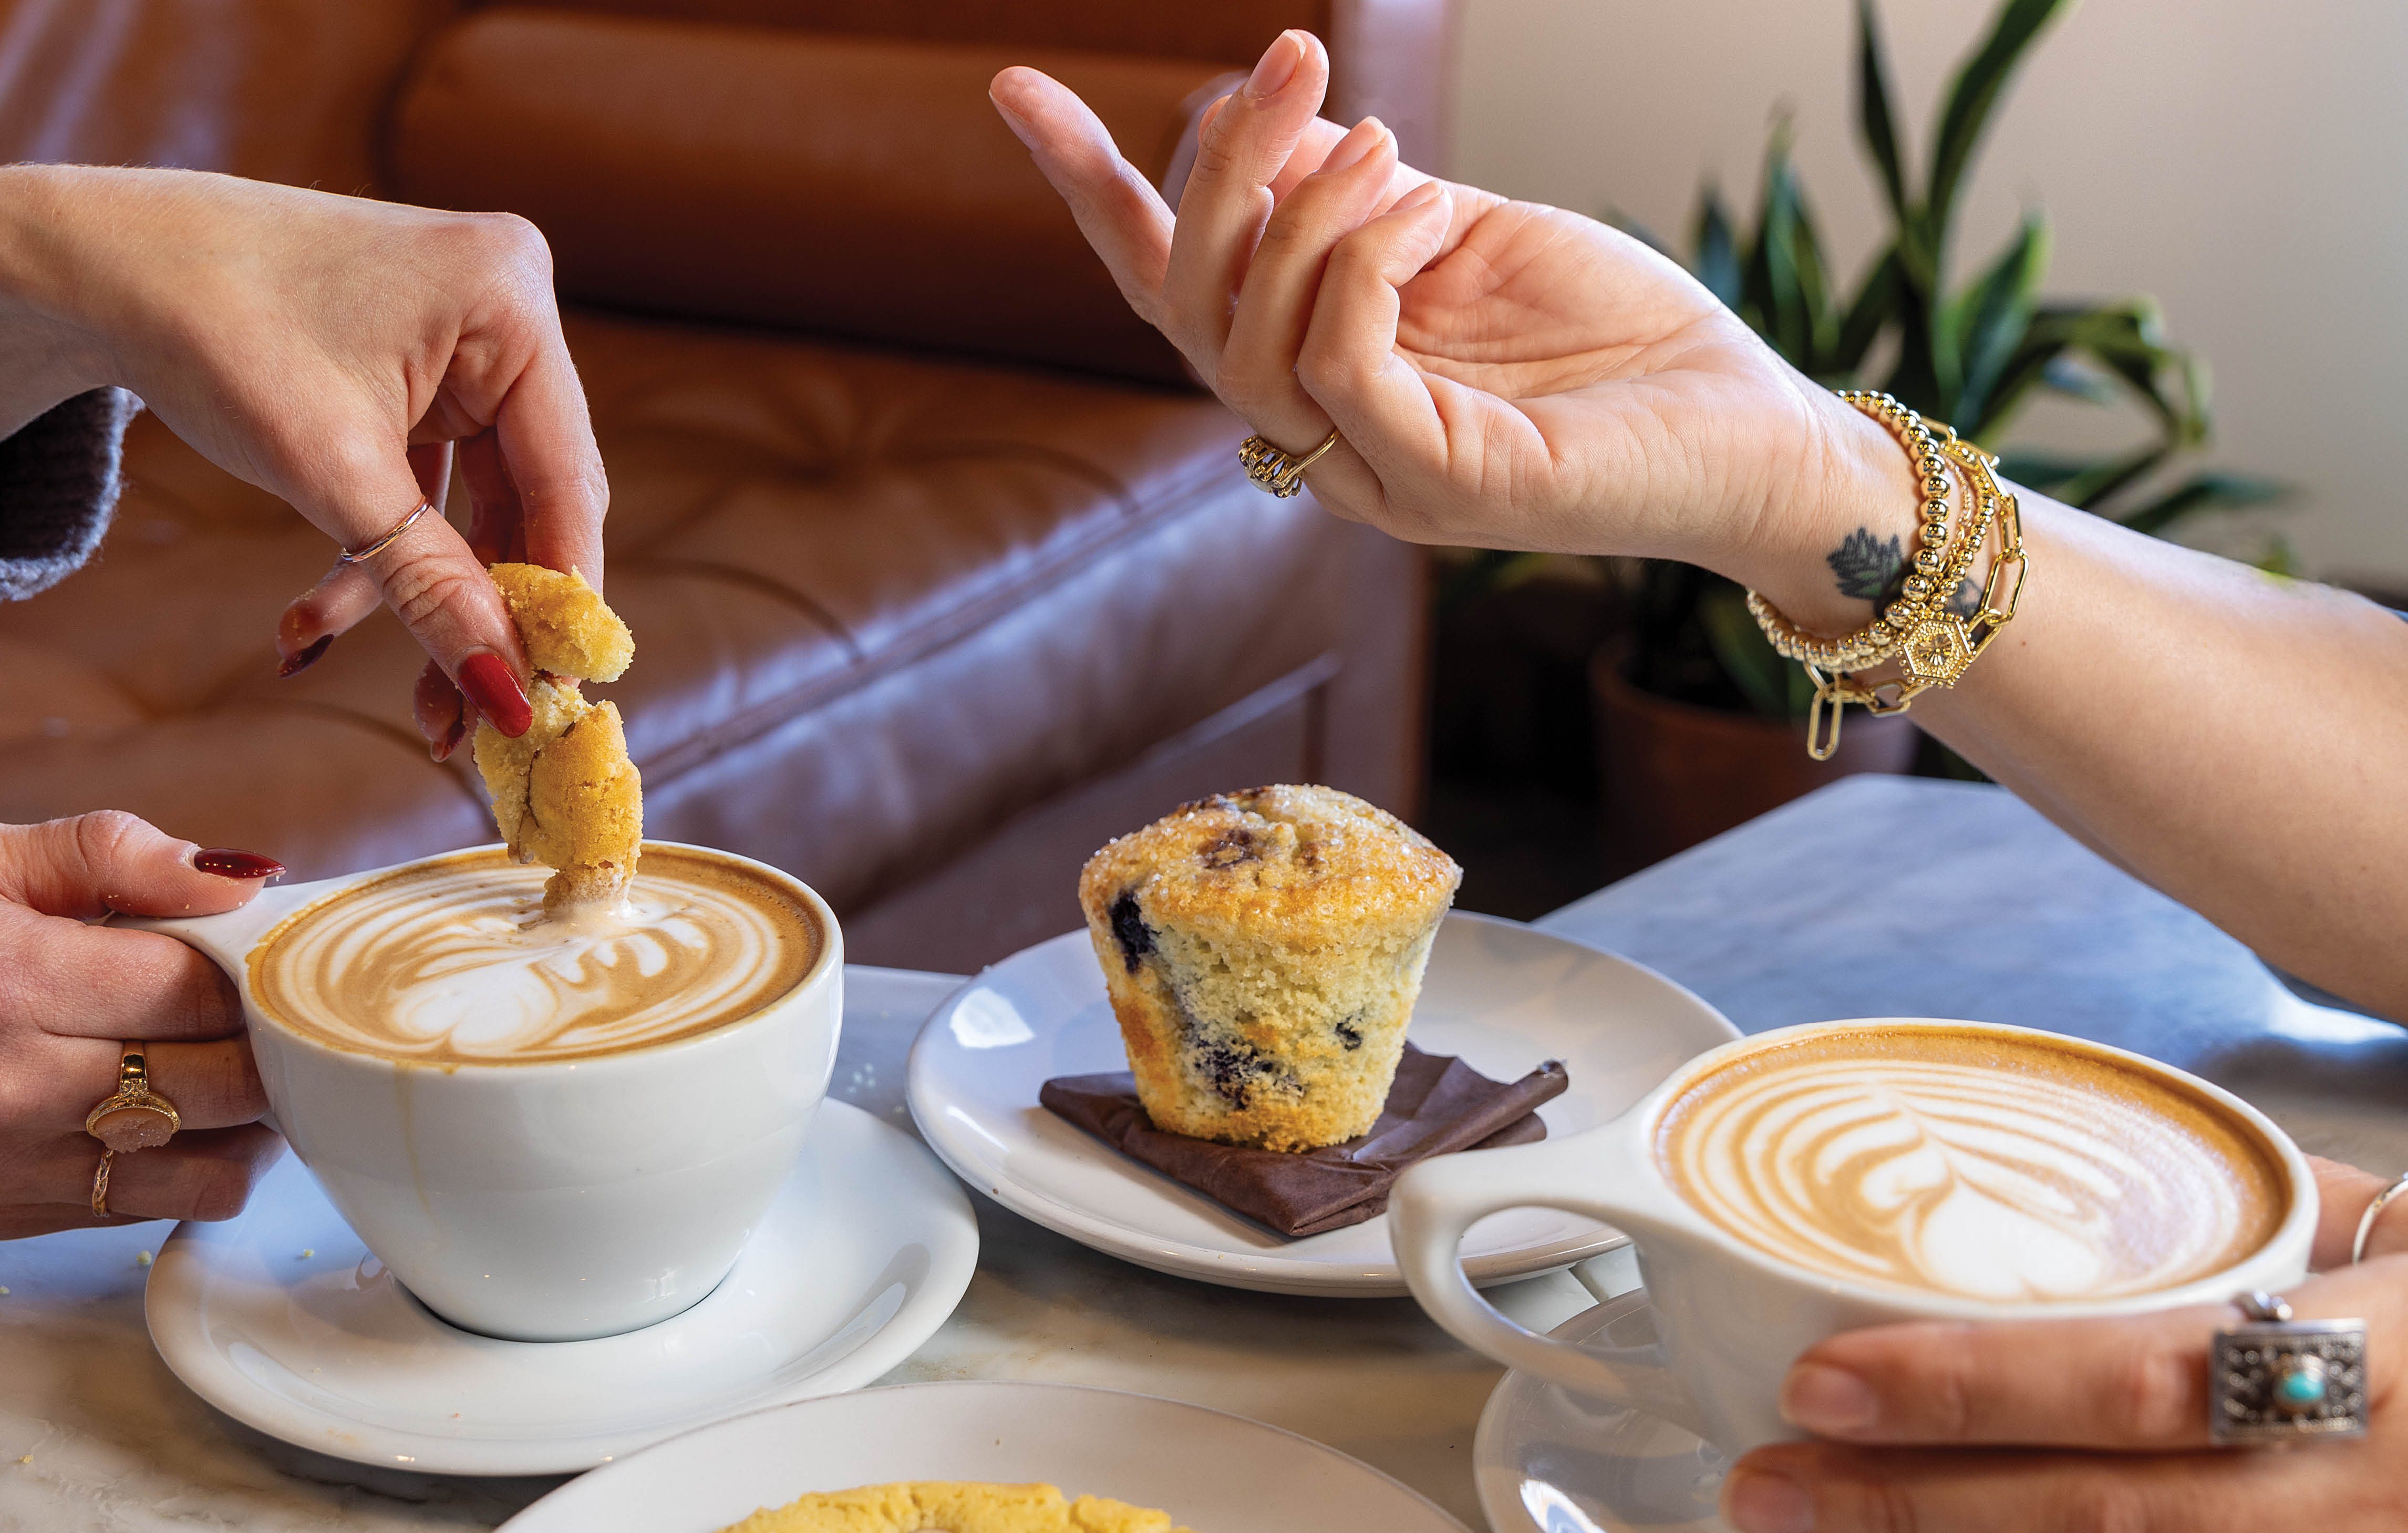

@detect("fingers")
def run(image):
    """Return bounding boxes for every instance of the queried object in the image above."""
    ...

[1724,1439,2295,1533]
[0,910,243,1041]
[274,438,453,677]
[358,509,533,738]
[1159,29,1329,373]
[1777,1258,2408,1452]
[0,811,278,919]
[489,336,607,590]
[2311,1154,2408,1267]
[48,1036,266,1134]
[1292,180,1456,518]
[1777,1308,2223,1453]
[1218,116,1397,445]
[991,66,1177,330]
[458,428,527,567]
[415,657,470,762]
[16,1125,284,1223]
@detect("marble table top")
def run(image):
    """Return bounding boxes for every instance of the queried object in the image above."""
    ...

[4,775,2399,1531]
[0,965,1607,1532]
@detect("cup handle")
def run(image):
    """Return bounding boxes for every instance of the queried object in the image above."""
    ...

[1390,1136,1713,1438]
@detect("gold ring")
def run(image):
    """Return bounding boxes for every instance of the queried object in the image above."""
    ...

[337,499,437,565]
[85,1046,180,1153]
[91,1149,113,1218]
[1238,429,1341,498]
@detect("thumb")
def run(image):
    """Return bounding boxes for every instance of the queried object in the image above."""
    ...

[0,812,286,919]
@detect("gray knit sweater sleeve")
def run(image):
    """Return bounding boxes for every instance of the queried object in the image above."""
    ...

[0,387,140,601]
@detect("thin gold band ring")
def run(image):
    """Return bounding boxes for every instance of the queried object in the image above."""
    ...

[337,499,438,565]
[91,1149,113,1219]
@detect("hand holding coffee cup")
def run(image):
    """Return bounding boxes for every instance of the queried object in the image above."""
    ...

[1719,1234,2408,1533]
[0,812,285,1237]
[1389,1020,2322,1456]
[132,842,841,1340]
[122,574,843,1340]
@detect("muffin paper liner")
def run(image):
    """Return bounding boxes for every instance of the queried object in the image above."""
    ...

[1040,1044,1569,1238]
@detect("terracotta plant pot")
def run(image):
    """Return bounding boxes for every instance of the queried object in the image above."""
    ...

[1590,644,1918,875]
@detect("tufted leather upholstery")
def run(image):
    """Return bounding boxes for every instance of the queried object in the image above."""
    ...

[0,0,1444,969]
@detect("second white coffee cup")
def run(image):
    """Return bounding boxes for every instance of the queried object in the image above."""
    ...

[1389,1017,2317,1454]
[130,842,842,1342]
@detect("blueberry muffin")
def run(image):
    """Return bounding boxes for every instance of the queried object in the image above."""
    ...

[1077,785,1461,1151]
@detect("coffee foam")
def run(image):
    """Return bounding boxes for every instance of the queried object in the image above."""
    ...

[250,846,820,1064]
[1655,1027,2287,1303]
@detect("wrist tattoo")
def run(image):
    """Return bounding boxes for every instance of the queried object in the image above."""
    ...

[1826,526,1979,617]
[1826,527,1902,603]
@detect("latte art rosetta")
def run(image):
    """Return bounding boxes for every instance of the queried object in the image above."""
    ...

[251,848,819,1063]
[1657,1031,2286,1302]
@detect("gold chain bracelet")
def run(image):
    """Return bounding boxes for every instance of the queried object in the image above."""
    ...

[1746,390,2029,761]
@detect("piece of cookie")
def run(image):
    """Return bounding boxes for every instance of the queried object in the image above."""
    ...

[472,565,643,909]
[488,563,633,682]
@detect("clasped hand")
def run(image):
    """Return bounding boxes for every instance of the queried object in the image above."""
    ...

[991,30,1904,633]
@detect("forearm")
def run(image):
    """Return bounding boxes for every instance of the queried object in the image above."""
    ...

[1901,495,2408,1017]
[0,166,125,436]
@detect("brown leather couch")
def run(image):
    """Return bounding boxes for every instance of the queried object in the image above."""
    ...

[0,1,1450,971]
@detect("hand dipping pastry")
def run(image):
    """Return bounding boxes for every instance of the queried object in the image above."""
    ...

[471,563,642,911]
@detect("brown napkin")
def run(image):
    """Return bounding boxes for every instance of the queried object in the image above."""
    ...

[1040,1044,1568,1239]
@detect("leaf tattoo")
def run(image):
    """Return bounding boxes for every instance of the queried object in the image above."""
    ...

[1827,528,1904,603]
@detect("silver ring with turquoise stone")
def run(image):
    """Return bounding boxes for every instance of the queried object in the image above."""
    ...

[2210,1291,2369,1445]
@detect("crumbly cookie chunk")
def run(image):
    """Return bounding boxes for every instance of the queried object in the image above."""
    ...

[1077,785,1461,1151]
[488,562,633,682]
[715,1481,1187,1533]
[472,564,643,909]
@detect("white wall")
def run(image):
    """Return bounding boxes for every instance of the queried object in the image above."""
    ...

[1451,0,2408,583]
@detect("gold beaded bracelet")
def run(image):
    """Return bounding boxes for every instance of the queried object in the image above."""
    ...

[1746,390,2029,761]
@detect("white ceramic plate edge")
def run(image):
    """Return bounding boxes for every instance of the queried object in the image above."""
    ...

[495,1380,1475,1533]
[143,1101,980,1475]
[908,912,1733,1295]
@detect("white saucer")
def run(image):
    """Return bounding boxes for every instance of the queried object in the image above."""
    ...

[498,1380,1472,1532]
[144,1100,979,1476]
[1475,1293,1732,1533]
[907,913,1738,1295]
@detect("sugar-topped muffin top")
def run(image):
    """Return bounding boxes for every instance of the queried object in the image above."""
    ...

[1079,784,1460,952]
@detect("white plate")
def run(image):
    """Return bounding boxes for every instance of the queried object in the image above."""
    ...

[907,913,1738,1295]
[1476,1293,1731,1533]
[144,1100,978,1475]
[497,1380,1472,1532]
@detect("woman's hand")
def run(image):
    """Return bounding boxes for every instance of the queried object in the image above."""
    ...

[1725,1156,2408,1532]
[0,165,611,756]
[0,812,283,1239]
[991,30,1907,630]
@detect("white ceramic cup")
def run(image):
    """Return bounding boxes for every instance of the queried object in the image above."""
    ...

[1390,1018,2317,1453]
[128,841,842,1342]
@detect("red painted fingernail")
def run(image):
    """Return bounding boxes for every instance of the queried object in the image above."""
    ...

[459,652,531,737]
[430,712,467,763]
[276,634,333,678]
[193,848,286,881]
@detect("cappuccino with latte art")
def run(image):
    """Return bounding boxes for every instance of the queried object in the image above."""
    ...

[1655,1027,2289,1302]
[250,845,822,1064]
